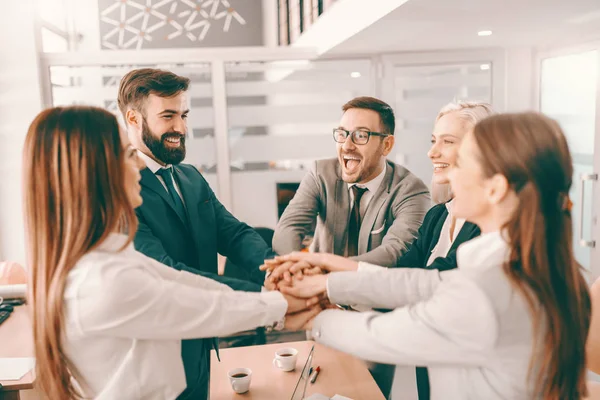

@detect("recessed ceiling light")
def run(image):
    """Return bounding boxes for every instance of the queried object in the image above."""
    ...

[350,71,361,78]
[480,64,490,70]
[478,30,492,36]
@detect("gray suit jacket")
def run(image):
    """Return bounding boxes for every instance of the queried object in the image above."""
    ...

[311,232,538,400]
[273,158,430,267]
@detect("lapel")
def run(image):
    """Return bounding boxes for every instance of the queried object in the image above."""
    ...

[358,163,393,253]
[172,166,203,247]
[140,168,187,226]
[449,222,480,253]
[332,161,351,255]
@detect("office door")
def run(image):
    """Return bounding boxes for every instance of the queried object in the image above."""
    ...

[539,49,600,280]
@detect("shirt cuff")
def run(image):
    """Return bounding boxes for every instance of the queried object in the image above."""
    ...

[310,309,340,342]
[357,261,386,273]
[260,290,288,323]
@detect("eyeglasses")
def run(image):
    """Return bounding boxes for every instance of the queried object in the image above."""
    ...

[333,128,391,145]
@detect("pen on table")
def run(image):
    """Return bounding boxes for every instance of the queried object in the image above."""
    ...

[309,366,321,384]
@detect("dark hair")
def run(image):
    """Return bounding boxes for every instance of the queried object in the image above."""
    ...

[342,96,395,135]
[117,68,190,118]
[473,112,591,399]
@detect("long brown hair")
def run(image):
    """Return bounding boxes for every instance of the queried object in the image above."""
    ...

[473,112,591,399]
[23,106,138,399]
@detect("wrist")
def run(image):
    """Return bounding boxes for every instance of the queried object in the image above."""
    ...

[266,316,285,333]
[319,253,335,271]
[317,274,329,295]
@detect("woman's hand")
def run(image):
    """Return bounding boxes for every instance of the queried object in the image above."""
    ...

[284,306,322,331]
[0,261,27,285]
[283,292,320,314]
[280,274,328,299]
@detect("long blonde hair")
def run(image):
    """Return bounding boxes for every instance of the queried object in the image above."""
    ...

[24,106,138,399]
[431,100,495,203]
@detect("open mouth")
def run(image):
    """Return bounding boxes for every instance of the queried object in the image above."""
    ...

[164,136,182,147]
[343,155,362,173]
[433,162,450,172]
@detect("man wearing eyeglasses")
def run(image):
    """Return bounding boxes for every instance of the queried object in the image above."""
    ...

[273,96,430,270]
[272,97,429,398]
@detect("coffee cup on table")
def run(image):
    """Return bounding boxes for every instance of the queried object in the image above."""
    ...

[228,367,252,394]
[272,347,298,372]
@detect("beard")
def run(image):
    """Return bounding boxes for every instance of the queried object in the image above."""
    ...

[141,117,186,165]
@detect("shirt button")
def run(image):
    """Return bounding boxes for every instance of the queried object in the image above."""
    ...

[313,329,321,338]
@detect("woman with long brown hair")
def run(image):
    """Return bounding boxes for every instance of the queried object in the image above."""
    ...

[24,106,318,399]
[279,112,591,399]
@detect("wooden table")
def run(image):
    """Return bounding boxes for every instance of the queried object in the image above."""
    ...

[588,380,600,400]
[210,340,384,400]
[0,306,34,400]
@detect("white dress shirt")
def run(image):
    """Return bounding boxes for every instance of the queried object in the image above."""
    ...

[63,233,287,400]
[344,164,387,259]
[347,164,387,217]
[316,232,538,400]
[137,150,186,206]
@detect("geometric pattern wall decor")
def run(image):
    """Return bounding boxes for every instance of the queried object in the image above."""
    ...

[99,0,262,49]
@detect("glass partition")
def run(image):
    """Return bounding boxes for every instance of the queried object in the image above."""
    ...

[540,50,599,273]
[387,62,492,185]
[224,58,373,228]
[49,63,219,192]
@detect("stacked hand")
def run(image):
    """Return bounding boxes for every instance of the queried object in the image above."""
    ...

[261,252,331,331]
[261,252,327,287]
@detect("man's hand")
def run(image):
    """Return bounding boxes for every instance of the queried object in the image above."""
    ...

[259,258,280,273]
[272,260,316,283]
[263,277,277,291]
[261,253,327,283]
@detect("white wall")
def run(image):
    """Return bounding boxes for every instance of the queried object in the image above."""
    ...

[503,47,535,112]
[262,0,278,47]
[231,169,308,229]
[0,0,43,263]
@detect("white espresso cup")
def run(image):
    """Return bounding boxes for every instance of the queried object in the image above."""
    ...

[272,347,298,372]
[228,367,252,394]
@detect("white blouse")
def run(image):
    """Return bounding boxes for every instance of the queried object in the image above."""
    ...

[62,233,287,400]
[318,232,538,400]
[426,200,465,266]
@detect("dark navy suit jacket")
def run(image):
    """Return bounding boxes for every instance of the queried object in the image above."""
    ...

[134,163,275,400]
[395,202,480,271]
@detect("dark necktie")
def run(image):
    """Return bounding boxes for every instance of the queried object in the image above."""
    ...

[416,367,431,400]
[347,186,368,257]
[156,168,219,358]
[156,167,187,221]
